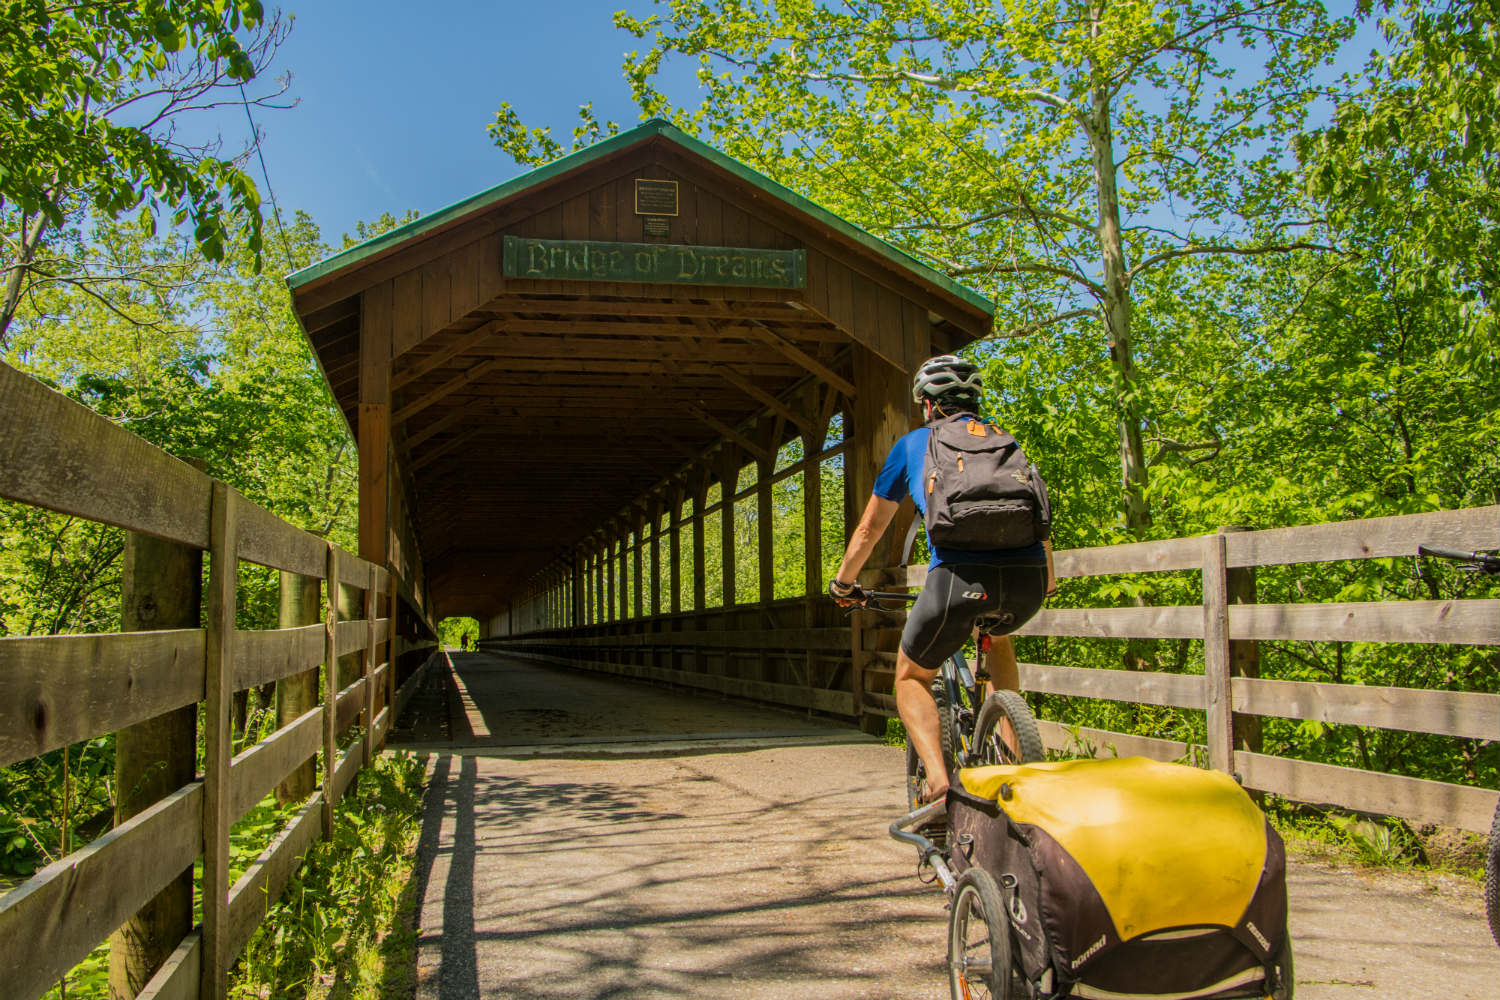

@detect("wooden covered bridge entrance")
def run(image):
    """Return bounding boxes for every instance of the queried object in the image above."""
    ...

[3,118,1499,1000]
[286,118,996,728]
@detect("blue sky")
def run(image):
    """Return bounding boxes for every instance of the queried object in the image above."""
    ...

[241,2,1383,251]
[245,2,669,246]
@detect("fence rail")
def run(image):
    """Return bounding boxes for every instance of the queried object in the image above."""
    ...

[0,360,435,1000]
[880,507,1500,834]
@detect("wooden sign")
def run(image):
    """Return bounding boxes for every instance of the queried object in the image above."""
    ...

[634,179,679,216]
[503,236,806,289]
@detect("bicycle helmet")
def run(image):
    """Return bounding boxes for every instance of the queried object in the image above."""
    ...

[911,354,983,404]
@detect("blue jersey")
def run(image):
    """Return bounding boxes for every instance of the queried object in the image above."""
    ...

[874,425,1047,568]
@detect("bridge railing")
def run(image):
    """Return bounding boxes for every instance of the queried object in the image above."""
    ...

[489,595,856,715]
[0,361,434,999]
[867,507,1499,834]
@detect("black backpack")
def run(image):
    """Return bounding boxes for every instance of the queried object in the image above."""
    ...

[922,414,1051,550]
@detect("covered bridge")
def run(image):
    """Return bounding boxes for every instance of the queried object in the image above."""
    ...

[287,118,996,727]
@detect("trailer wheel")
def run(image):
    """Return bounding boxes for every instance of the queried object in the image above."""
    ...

[949,867,1012,1000]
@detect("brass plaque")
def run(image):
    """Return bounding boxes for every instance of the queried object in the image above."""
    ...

[642,216,671,238]
[503,236,806,289]
[634,178,679,216]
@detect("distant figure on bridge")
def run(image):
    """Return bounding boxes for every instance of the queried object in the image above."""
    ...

[829,354,1056,803]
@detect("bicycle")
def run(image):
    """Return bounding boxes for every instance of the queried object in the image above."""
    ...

[1416,543,1500,948]
[851,589,1046,812]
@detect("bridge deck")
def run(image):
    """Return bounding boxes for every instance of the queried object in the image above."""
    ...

[397,653,1497,999]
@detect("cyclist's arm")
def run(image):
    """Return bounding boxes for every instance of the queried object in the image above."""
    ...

[834,494,900,586]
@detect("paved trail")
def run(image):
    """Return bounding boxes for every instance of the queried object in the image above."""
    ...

[395,652,1497,999]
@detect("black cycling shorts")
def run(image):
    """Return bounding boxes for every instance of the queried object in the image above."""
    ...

[900,562,1048,671]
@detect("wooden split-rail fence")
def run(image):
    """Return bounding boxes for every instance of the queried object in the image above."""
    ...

[0,361,437,1000]
[497,506,1500,835]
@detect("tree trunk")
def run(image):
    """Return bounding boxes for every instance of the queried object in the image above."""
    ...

[1088,25,1152,538]
[275,571,321,803]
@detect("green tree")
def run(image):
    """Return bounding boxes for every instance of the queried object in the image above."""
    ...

[496,0,1352,536]
[0,0,290,342]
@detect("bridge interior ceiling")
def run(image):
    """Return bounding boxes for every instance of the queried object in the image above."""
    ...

[404,295,851,598]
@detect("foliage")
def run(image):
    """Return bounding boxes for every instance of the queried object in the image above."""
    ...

[498,0,1354,535]
[438,616,481,649]
[28,752,425,1000]
[229,752,425,1000]
[0,1,291,342]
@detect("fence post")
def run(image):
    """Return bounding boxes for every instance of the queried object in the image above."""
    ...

[385,569,399,745]
[803,425,826,709]
[1218,526,1262,760]
[363,573,375,767]
[670,487,683,614]
[322,544,340,834]
[109,524,200,997]
[275,570,320,803]
[202,481,239,1000]
[1202,531,1234,773]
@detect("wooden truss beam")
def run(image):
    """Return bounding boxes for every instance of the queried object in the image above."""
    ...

[747,320,857,398]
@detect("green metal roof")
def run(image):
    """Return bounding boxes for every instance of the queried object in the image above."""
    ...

[285,118,995,317]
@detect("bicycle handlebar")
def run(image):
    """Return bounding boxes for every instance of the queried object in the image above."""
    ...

[1417,544,1500,573]
[862,590,920,603]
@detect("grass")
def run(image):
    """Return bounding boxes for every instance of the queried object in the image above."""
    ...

[35,749,427,1000]
[230,750,426,1000]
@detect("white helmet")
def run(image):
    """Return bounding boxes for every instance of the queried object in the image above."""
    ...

[911,355,983,404]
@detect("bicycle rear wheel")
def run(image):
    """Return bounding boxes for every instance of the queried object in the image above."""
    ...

[1486,797,1499,947]
[972,689,1045,765]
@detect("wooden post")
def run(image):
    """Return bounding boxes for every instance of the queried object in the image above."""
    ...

[847,347,914,731]
[633,521,644,619]
[650,504,662,617]
[758,449,774,604]
[670,487,683,614]
[1203,532,1234,773]
[201,482,239,1000]
[362,576,376,766]
[1220,525,1262,757]
[803,423,827,704]
[720,450,738,607]
[608,536,617,623]
[275,570,320,803]
[385,570,399,743]
[322,545,341,834]
[595,542,605,623]
[109,528,200,997]
[693,480,707,612]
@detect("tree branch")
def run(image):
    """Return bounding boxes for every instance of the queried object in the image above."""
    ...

[1130,240,1339,283]
[947,259,1106,299]
[992,307,1098,339]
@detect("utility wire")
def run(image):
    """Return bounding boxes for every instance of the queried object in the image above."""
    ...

[239,83,297,273]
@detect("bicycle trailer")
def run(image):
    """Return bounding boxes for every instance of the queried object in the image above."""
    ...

[947,756,1292,999]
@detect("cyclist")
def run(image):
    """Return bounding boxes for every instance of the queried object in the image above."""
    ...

[830,355,1055,802]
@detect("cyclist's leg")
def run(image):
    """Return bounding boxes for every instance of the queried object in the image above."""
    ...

[977,564,1047,758]
[898,564,982,801]
[984,635,1023,753]
[894,651,947,802]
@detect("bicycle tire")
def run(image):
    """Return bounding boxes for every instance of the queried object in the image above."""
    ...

[1486,797,1500,948]
[939,673,959,772]
[948,867,1013,1000]
[972,690,1045,765]
[904,686,958,808]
